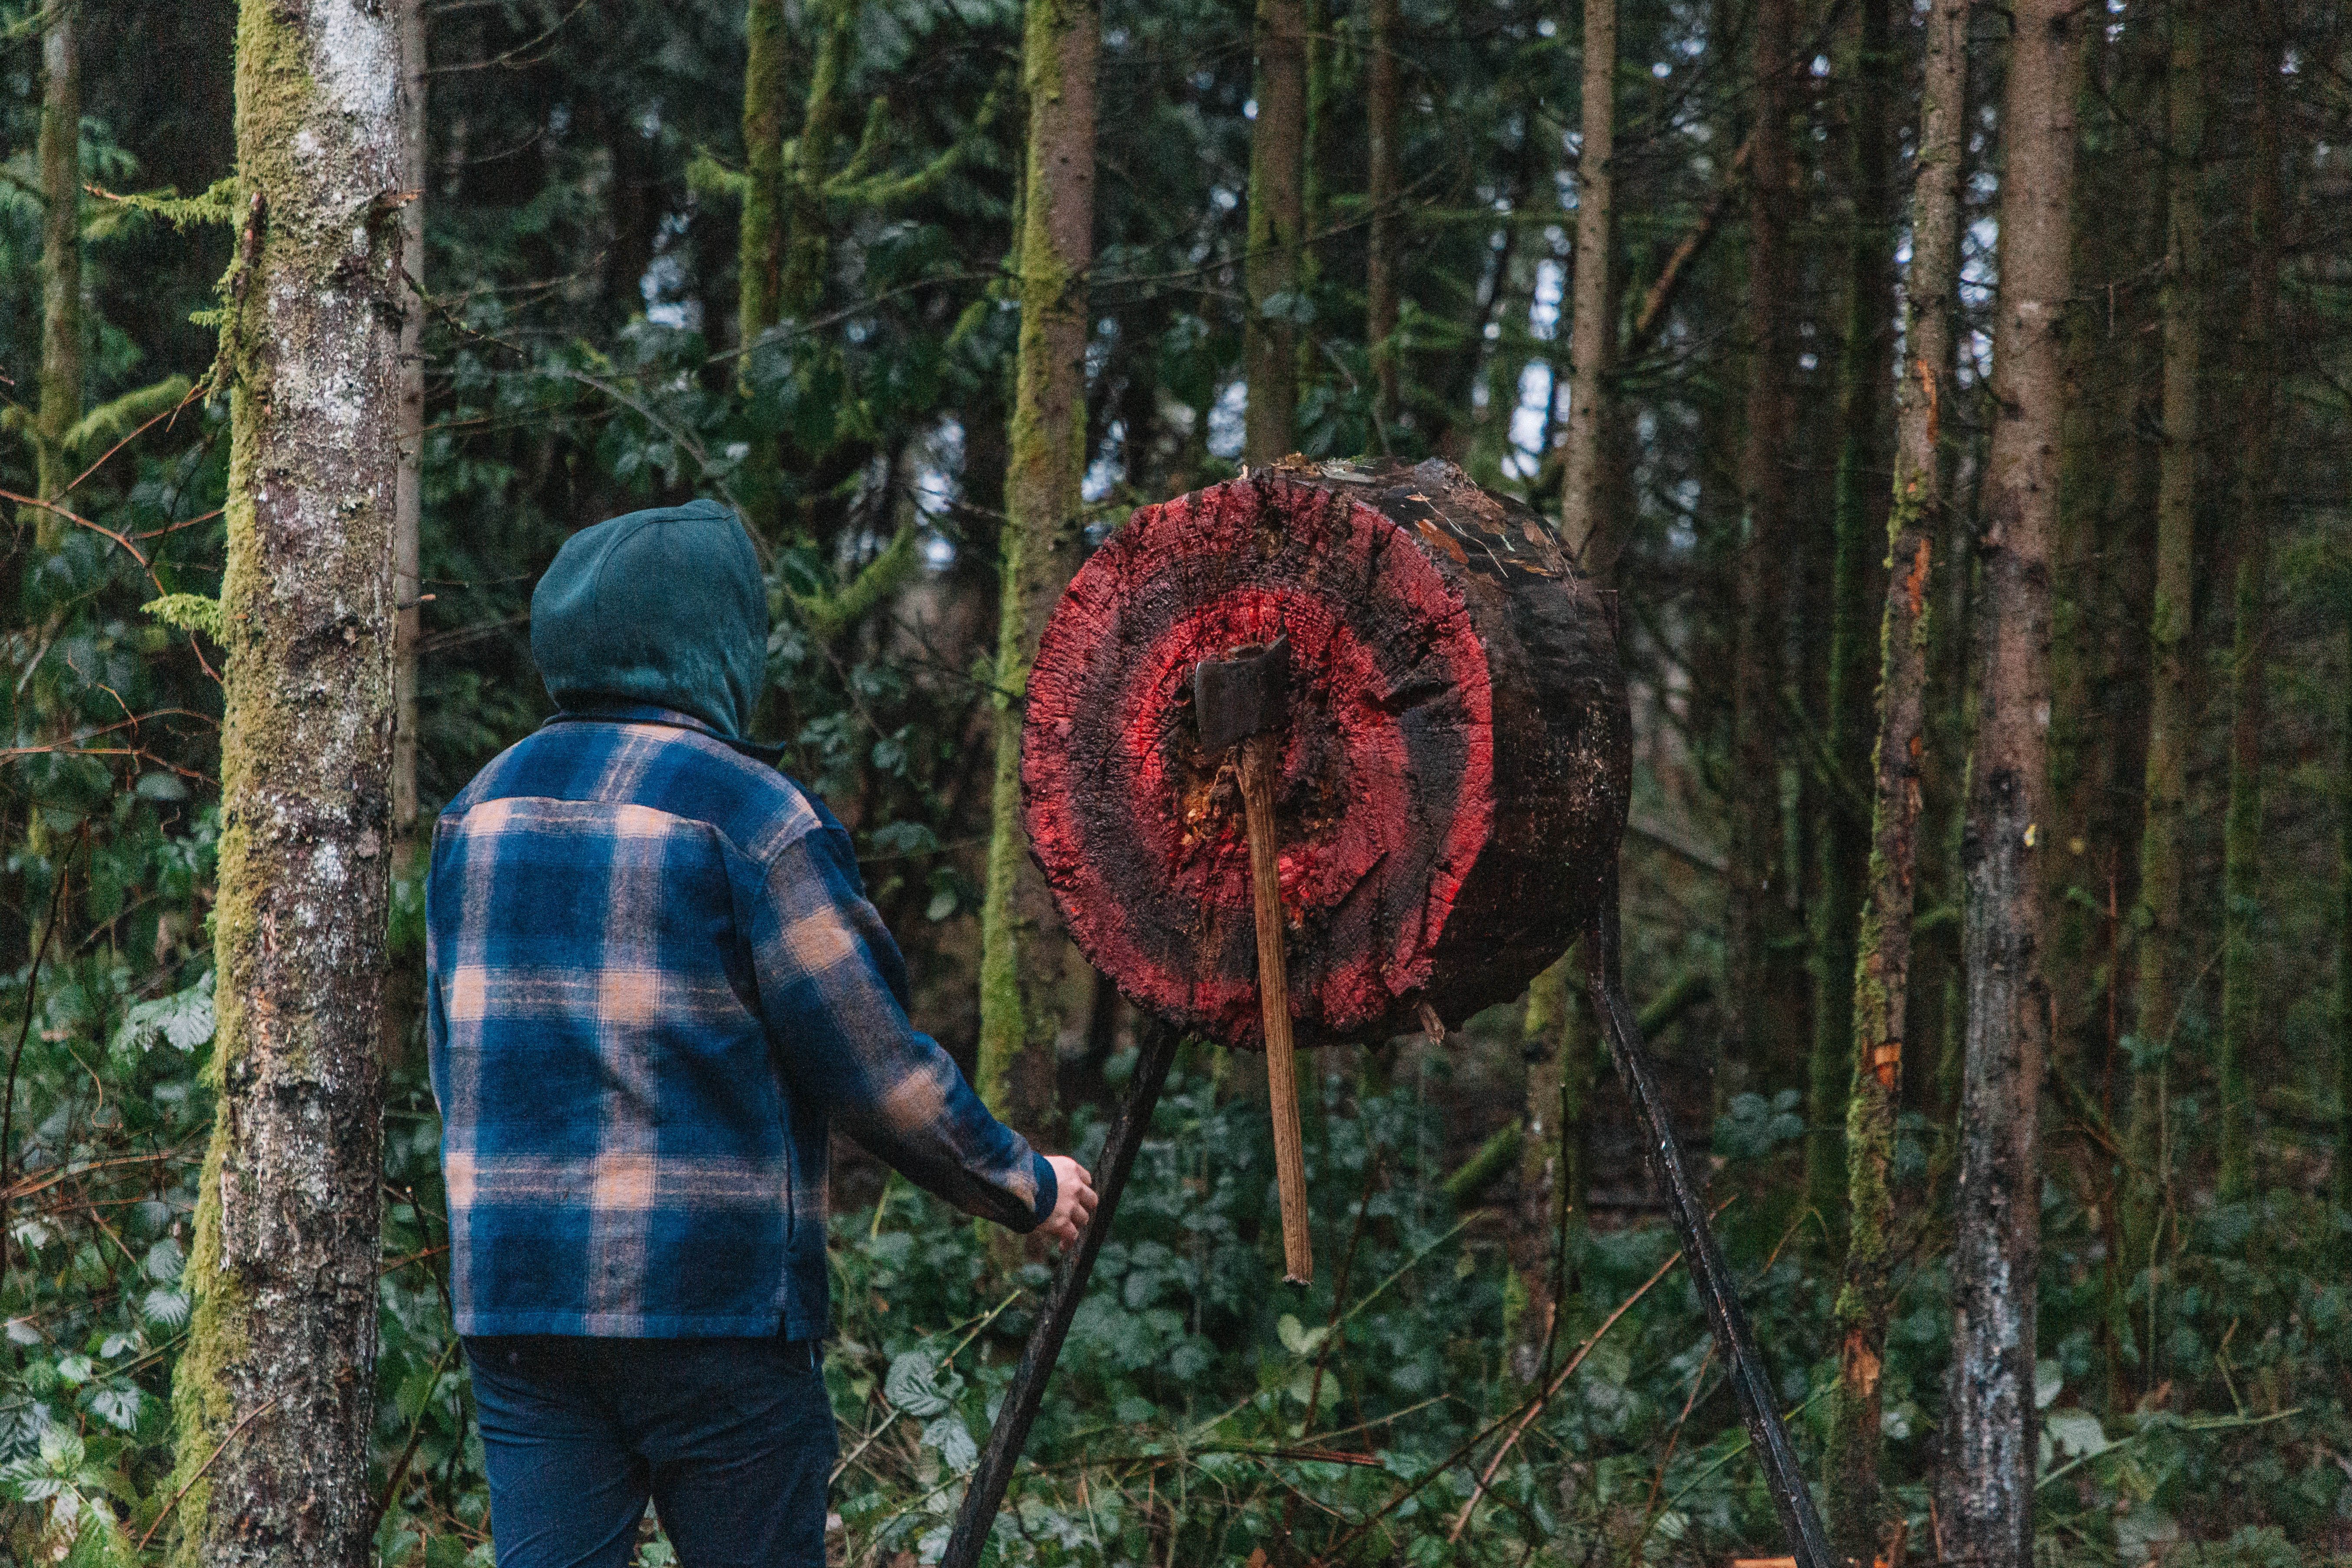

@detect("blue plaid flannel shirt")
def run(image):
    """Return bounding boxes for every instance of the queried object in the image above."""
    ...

[425,706,1055,1339]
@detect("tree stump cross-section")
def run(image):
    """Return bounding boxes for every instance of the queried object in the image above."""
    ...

[1022,457,1631,1049]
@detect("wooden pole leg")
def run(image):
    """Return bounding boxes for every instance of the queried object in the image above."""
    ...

[941,1013,1182,1568]
[1240,730,1313,1286]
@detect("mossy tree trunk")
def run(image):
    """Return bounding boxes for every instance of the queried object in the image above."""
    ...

[1243,0,1305,465]
[1944,0,2078,1560]
[20,0,82,956]
[1364,0,1401,436]
[2217,37,2282,1203]
[1726,0,1803,1100]
[33,0,80,528]
[2123,0,2203,1280]
[1805,0,1897,1235]
[779,0,858,323]
[1824,0,1967,1555]
[393,0,426,854]
[739,0,857,349]
[975,0,1098,1136]
[739,0,787,351]
[168,1,410,1562]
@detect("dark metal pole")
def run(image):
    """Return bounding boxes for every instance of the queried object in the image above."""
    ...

[941,1013,1183,1568]
[1583,877,1835,1568]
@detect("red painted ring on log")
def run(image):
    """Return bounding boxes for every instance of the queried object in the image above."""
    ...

[1022,458,1631,1050]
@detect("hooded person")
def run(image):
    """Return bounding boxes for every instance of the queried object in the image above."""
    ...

[423,500,1098,1568]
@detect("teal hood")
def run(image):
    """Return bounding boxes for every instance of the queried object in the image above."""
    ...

[530,500,769,739]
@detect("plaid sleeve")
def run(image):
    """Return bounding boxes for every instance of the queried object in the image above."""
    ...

[749,822,1056,1232]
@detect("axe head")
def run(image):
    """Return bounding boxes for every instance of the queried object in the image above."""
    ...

[1193,635,1291,753]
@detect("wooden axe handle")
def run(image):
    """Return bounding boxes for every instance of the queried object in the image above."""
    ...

[1240,732,1313,1285]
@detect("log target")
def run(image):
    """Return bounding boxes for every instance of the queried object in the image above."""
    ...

[1021,457,1632,1049]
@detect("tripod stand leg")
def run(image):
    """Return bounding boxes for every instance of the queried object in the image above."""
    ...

[941,1013,1183,1568]
[1584,886,1834,1568]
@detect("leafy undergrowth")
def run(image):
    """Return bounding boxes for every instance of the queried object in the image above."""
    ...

[6,990,2352,1565]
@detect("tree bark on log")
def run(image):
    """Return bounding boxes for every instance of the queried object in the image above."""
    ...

[1827,0,1968,1555]
[1944,0,2078,1560]
[1023,459,1630,1049]
[169,0,410,1562]
[976,0,1098,1135]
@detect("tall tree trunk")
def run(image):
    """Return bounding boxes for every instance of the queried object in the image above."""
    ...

[1726,0,1801,1098]
[170,0,409,1561]
[1806,0,1898,1234]
[1298,0,1331,408]
[1826,0,1967,1555]
[2048,9,2163,1116]
[739,0,856,354]
[975,0,1099,1136]
[2217,39,2281,1203]
[1365,0,1402,438]
[1514,0,1616,1377]
[20,0,82,957]
[2124,0,2202,1272]
[1558,0,1615,574]
[393,0,426,852]
[34,0,80,527]
[780,0,857,322]
[2340,594,2352,1209]
[1243,0,1306,465]
[1944,0,2078,1560]
[739,0,789,357]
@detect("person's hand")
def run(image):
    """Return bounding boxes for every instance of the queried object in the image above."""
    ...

[1037,1154,1098,1248]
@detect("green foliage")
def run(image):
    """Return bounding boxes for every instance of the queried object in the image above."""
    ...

[85,180,238,234]
[136,596,223,645]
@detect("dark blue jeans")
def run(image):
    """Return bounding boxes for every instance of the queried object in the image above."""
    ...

[465,1334,836,1568]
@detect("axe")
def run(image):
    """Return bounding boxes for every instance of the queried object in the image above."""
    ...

[1194,635,1314,1285]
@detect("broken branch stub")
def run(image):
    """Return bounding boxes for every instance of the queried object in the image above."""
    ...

[1022,457,1630,1049]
